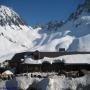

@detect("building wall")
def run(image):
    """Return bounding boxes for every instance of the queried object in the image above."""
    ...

[15,63,90,74]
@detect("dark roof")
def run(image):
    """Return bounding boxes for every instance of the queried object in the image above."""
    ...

[10,51,90,61]
[11,52,32,61]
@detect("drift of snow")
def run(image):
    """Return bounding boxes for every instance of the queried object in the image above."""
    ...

[0,74,90,90]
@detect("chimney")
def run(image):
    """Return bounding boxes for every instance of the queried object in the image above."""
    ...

[59,48,65,52]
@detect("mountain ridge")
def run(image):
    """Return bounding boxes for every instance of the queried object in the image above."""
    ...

[0,0,90,58]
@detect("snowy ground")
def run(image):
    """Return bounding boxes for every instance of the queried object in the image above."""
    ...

[0,73,90,90]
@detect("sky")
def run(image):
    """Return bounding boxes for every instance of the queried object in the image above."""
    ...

[0,0,85,26]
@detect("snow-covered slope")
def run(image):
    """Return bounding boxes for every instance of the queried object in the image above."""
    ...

[30,0,90,52]
[0,5,41,57]
[0,0,90,58]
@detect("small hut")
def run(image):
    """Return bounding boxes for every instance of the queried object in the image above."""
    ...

[2,70,13,79]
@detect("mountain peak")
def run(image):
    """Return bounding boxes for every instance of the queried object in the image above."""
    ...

[68,0,90,21]
[0,5,17,17]
[0,5,26,27]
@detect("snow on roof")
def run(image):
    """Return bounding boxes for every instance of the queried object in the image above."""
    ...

[2,70,13,75]
[24,58,42,64]
[23,54,90,64]
[60,54,90,64]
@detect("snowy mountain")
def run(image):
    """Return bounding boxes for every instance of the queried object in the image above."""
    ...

[0,5,40,57]
[31,0,90,52]
[0,0,90,58]
[0,1,90,90]
[0,5,26,28]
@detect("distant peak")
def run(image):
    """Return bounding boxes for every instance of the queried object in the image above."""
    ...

[0,5,18,17]
[0,5,26,27]
[68,0,90,21]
